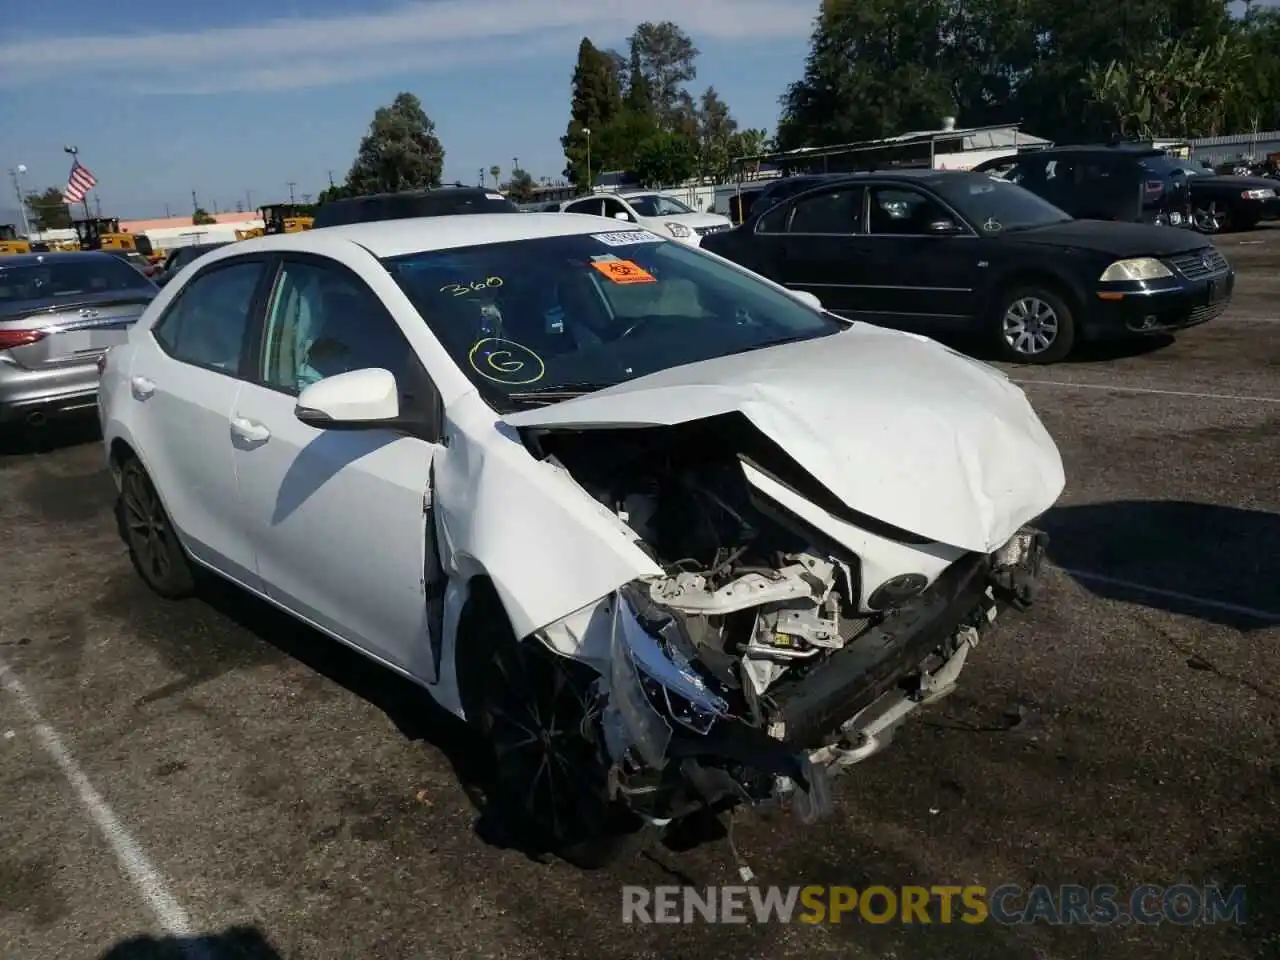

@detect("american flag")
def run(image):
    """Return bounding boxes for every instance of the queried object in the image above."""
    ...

[62,159,97,205]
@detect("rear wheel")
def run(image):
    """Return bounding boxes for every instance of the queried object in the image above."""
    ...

[117,456,195,599]
[460,590,644,868]
[991,285,1077,364]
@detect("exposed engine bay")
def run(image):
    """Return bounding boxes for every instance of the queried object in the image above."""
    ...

[536,418,906,710]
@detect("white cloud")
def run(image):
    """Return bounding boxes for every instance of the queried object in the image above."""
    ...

[0,0,818,93]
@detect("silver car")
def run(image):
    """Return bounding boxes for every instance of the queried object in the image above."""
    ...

[0,252,158,427]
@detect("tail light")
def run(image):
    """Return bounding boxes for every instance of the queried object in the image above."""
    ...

[0,329,48,350]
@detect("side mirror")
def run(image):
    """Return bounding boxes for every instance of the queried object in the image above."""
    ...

[791,290,823,310]
[926,219,963,234]
[295,368,400,429]
[613,211,632,221]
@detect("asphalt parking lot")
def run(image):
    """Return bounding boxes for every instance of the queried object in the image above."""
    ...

[1,228,1277,960]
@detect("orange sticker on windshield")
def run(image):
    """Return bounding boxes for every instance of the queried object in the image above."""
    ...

[590,259,656,284]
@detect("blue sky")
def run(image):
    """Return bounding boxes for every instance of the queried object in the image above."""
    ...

[2,0,819,218]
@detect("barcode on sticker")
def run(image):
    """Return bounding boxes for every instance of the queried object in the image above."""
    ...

[592,230,663,247]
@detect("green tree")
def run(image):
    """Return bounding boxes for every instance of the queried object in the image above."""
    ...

[488,165,501,187]
[633,130,697,186]
[627,21,700,126]
[504,168,537,203]
[693,86,738,179]
[317,184,351,204]
[776,0,954,153]
[346,92,445,195]
[192,208,217,225]
[25,187,72,230]
[561,38,624,187]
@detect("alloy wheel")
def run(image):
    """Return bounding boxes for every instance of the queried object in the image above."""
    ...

[1002,296,1060,356]
[121,467,173,585]
[482,639,611,846]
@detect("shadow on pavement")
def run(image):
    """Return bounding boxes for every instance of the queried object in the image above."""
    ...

[1041,500,1280,632]
[98,926,282,958]
[190,575,578,866]
[0,415,101,459]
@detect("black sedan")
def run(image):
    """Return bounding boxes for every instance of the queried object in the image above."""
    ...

[1167,163,1280,232]
[700,170,1233,364]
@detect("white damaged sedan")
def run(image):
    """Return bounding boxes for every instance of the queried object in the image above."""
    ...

[98,214,1064,867]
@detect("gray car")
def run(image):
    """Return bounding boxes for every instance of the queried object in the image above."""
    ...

[0,252,158,427]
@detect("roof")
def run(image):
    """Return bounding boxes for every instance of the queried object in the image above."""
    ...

[223,212,647,260]
[0,250,131,267]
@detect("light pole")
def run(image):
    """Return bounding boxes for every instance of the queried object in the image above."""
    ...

[9,164,30,235]
[63,145,92,221]
[583,128,592,192]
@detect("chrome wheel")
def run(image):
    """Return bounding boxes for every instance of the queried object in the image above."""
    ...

[121,466,174,584]
[1002,297,1060,356]
[481,639,611,847]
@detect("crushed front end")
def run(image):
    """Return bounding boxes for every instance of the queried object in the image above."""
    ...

[591,526,1046,826]
[524,415,1053,829]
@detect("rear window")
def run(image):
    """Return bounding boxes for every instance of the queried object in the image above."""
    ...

[0,256,154,305]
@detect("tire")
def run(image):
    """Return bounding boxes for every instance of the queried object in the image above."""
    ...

[991,284,1077,364]
[457,586,646,869]
[116,456,195,599]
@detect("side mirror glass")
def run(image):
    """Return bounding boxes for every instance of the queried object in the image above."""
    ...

[295,367,400,429]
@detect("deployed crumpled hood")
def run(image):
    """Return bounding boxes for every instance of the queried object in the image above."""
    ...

[504,326,1065,553]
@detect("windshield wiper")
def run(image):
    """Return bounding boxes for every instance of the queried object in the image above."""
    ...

[505,381,619,404]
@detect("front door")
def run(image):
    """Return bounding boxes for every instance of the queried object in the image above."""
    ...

[230,254,442,680]
[861,184,980,323]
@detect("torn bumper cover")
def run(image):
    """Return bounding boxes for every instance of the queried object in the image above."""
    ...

[597,527,1048,825]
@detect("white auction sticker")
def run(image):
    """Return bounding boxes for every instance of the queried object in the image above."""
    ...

[592,230,664,247]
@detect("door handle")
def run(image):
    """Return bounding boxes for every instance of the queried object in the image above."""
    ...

[130,376,156,400]
[230,416,271,444]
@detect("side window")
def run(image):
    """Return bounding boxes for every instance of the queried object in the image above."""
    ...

[789,188,865,234]
[755,199,792,234]
[868,188,956,235]
[152,260,263,375]
[565,199,602,216]
[600,196,632,220]
[260,259,415,396]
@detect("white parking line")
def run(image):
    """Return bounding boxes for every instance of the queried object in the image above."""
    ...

[1011,379,1280,404]
[0,656,209,958]
[1058,567,1280,622]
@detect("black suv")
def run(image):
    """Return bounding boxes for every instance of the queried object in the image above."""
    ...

[974,145,1198,228]
[312,186,520,228]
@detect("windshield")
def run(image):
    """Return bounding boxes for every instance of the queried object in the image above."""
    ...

[382,231,845,410]
[0,256,154,306]
[626,194,694,217]
[931,175,1072,233]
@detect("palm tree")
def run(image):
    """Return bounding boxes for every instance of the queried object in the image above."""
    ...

[489,166,501,188]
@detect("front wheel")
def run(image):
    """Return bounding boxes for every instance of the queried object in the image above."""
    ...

[991,286,1077,364]
[461,593,645,868]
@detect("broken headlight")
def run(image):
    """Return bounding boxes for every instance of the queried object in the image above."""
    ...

[616,584,729,738]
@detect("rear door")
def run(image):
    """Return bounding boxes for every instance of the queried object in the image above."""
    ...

[775,184,870,316]
[123,255,273,587]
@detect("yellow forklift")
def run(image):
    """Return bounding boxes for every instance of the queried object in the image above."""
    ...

[72,217,154,256]
[259,203,315,234]
[0,224,32,255]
